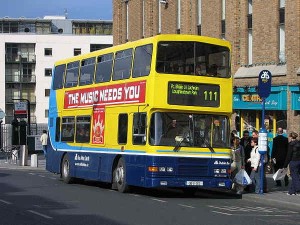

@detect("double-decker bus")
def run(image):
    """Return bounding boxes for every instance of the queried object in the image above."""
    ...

[47,34,233,193]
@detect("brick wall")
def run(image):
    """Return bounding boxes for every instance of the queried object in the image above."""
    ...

[112,0,300,133]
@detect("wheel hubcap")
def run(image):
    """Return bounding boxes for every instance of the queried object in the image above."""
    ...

[115,166,124,184]
[63,161,69,178]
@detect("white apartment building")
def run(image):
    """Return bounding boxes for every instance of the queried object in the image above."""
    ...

[0,16,113,126]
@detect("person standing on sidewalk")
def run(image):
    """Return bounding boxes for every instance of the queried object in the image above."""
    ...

[241,130,252,176]
[284,132,300,195]
[40,130,48,157]
[231,135,245,194]
[248,137,266,193]
[271,127,289,187]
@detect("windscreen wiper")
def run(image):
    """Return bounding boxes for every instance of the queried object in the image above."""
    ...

[199,136,215,153]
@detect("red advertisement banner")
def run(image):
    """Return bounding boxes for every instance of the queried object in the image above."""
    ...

[64,80,146,109]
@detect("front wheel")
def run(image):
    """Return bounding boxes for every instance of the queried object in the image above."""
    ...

[113,158,129,193]
[61,154,73,184]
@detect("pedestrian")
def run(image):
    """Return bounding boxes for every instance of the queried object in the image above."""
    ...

[283,132,300,195]
[247,137,265,193]
[231,135,245,194]
[271,127,289,187]
[40,130,48,157]
[240,130,252,176]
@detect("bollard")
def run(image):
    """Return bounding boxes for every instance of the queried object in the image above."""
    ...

[30,154,38,167]
[19,145,28,166]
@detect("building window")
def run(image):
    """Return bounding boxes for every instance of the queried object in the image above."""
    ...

[247,14,252,29]
[44,48,52,56]
[177,0,181,31]
[221,20,226,35]
[248,30,253,65]
[45,89,50,97]
[90,44,112,52]
[74,48,81,56]
[45,109,49,118]
[45,68,52,76]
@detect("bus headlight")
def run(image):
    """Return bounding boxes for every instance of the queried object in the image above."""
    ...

[166,167,173,172]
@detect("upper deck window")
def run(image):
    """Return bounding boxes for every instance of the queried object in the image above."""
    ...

[156,41,230,78]
[65,61,80,88]
[53,64,65,90]
[79,57,95,86]
[113,48,133,80]
[132,44,152,78]
[95,53,113,83]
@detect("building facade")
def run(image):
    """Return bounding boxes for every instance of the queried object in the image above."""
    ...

[113,0,300,138]
[0,16,113,125]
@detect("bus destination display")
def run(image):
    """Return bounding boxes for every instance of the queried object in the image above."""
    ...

[168,82,220,107]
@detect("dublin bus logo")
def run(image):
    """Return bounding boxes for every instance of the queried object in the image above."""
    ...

[260,71,270,83]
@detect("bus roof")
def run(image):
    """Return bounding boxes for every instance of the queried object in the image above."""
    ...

[54,34,231,66]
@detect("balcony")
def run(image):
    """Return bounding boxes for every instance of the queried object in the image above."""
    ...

[6,74,36,83]
[5,115,37,125]
[5,95,36,104]
[5,53,36,63]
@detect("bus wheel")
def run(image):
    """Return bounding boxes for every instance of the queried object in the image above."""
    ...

[113,158,129,193]
[61,154,73,184]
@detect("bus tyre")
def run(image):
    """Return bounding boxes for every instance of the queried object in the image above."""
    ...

[113,158,129,193]
[61,154,73,184]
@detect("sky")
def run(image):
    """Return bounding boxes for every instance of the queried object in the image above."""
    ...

[0,0,112,20]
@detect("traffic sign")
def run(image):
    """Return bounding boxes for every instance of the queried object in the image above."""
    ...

[258,70,272,98]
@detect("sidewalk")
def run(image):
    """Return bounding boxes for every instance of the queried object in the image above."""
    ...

[1,155,299,208]
[0,153,46,171]
[240,174,300,209]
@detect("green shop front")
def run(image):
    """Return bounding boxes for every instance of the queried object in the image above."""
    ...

[233,85,288,151]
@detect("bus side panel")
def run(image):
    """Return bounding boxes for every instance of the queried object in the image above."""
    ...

[125,154,147,186]
[70,151,116,183]
[45,143,64,174]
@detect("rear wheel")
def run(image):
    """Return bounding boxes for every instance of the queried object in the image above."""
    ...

[113,158,129,193]
[61,154,73,184]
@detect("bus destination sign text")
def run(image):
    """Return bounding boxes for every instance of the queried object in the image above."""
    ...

[168,82,220,107]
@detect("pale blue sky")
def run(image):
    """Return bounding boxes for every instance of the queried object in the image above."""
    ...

[0,0,112,20]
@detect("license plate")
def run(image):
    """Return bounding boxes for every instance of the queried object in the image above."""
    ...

[186,181,203,186]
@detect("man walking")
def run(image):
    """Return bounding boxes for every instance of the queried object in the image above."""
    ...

[271,127,289,186]
[40,130,48,157]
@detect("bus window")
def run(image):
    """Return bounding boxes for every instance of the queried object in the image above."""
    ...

[65,61,80,88]
[61,117,75,142]
[113,49,133,80]
[132,44,153,78]
[150,112,230,148]
[132,113,146,145]
[76,116,91,143]
[79,57,95,86]
[118,114,128,144]
[156,41,230,78]
[55,117,61,142]
[53,64,65,90]
[95,53,113,83]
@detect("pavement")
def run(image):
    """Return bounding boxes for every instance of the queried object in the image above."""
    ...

[1,153,299,209]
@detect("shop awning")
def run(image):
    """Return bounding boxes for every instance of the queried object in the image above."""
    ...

[234,64,286,78]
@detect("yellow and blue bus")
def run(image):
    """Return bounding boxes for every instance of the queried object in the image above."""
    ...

[47,34,233,193]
